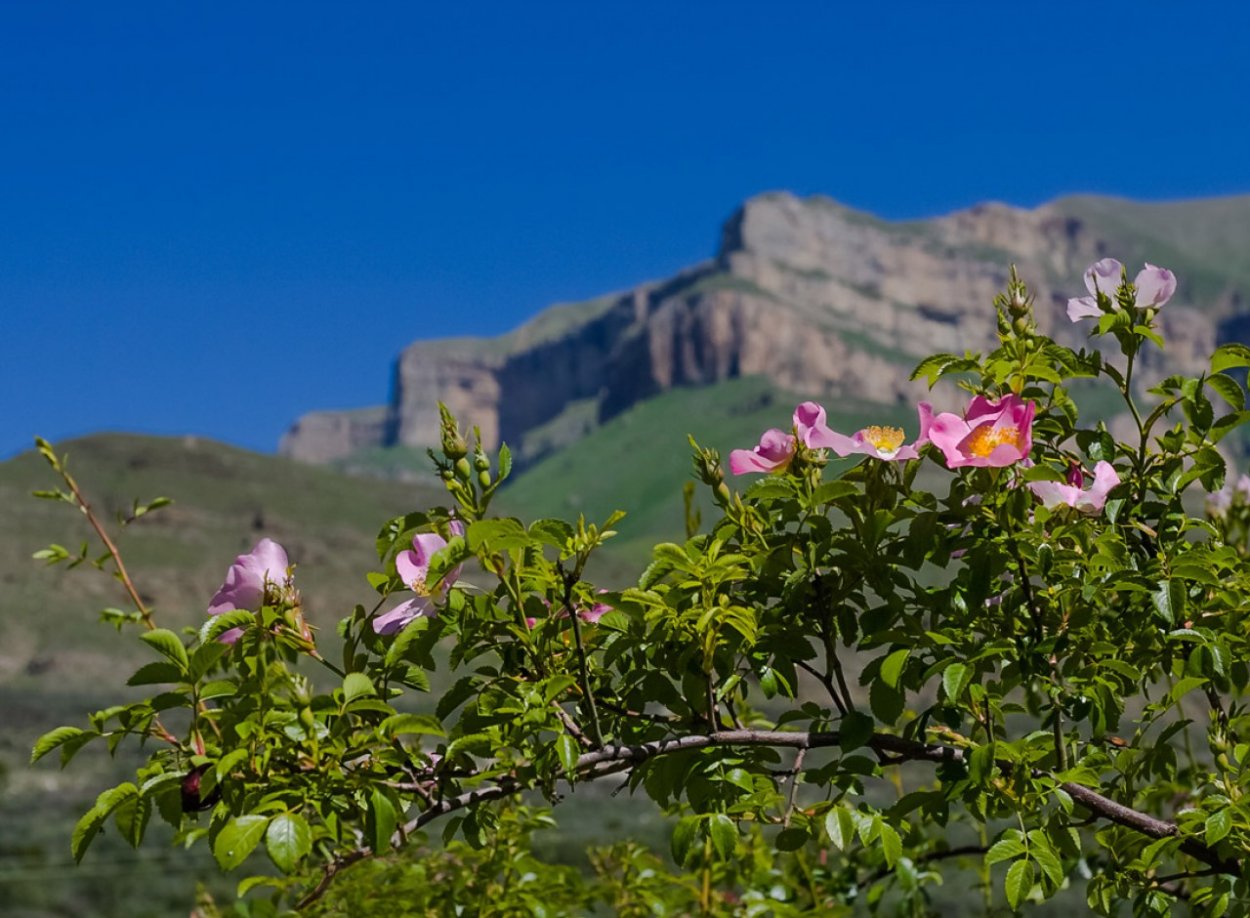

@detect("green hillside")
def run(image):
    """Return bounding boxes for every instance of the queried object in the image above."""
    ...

[501,376,919,568]
[0,435,445,917]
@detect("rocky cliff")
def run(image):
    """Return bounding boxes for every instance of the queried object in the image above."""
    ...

[280,191,1247,465]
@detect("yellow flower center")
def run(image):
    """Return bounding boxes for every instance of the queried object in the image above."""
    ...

[409,573,429,595]
[864,425,905,457]
[966,424,1021,458]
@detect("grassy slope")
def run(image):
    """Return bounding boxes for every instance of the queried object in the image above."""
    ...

[501,376,920,571]
[0,434,445,917]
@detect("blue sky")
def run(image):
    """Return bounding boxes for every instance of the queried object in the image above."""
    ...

[4,2,1250,457]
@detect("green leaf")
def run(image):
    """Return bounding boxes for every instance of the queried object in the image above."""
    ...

[200,609,255,644]
[466,517,531,552]
[708,814,737,859]
[342,672,376,703]
[813,481,859,504]
[774,827,809,851]
[31,726,91,765]
[880,648,910,689]
[113,794,151,848]
[378,713,445,738]
[1206,808,1233,846]
[1207,373,1246,411]
[825,807,855,851]
[878,821,902,868]
[1170,676,1207,702]
[216,748,250,783]
[554,734,579,776]
[1212,343,1250,374]
[838,711,874,752]
[126,661,185,686]
[869,679,904,725]
[985,837,1026,865]
[1005,858,1034,910]
[139,628,189,673]
[1152,580,1186,626]
[367,789,397,853]
[71,805,110,863]
[942,662,969,701]
[671,816,699,866]
[213,815,270,871]
[496,442,512,482]
[265,812,312,873]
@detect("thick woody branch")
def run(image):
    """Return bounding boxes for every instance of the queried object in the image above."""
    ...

[295,728,1237,910]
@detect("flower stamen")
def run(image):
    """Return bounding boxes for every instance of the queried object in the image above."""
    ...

[965,424,1021,458]
[863,425,906,458]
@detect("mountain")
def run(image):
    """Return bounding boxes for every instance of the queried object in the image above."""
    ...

[279,191,1250,469]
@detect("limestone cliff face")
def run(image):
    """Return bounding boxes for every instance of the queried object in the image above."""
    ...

[280,192,1236,463]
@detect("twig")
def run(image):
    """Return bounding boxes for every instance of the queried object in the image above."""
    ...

[295,727,1239,909]
[783,748,806,827]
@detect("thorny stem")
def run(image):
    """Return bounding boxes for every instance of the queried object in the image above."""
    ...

[60,465,155,630]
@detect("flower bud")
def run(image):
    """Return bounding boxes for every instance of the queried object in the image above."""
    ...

[454,457,473,481]
[478,469,491,490]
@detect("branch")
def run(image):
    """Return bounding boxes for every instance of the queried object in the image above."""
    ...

[295,728,1238,910]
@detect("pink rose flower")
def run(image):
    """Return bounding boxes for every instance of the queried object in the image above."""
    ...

[795,401,934,461]
[207,538,290,643]
[926,394,1035,469]
[1067,259,1176,322]
[374,518,465,635]
[1029,460,1120,513]
[728,428,797,475]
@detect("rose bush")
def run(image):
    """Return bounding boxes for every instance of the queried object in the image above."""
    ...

[28,261,1250,916]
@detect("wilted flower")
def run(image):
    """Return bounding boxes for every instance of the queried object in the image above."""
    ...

[795,401,933,461]
[1067,259,1176,322]
[207,538,291,643]
[1029,460,1120,513]
[374,518,465,635]
[728,428,797,475]
[926,394,1035,469]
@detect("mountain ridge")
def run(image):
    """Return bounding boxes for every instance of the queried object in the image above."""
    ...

[280,190,1250,469]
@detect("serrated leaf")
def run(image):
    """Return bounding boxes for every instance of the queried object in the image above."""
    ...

[1206,808,1233,846]
[31,726,90,765]
[825,806,855,851]
[139,628,189,672]
[213,815,270,871]
[878,821,902,868]
[985,837,1026,865]
[266,812,312,873]
[1005,858,1034,910]
[71,804,110,863]
[942,662,969,701]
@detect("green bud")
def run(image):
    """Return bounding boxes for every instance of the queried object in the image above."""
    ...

[455,457,473,481]
[478,469,491,490]
[474,453,490,471]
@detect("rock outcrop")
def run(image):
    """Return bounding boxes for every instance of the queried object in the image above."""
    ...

[281,191,1241,465]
